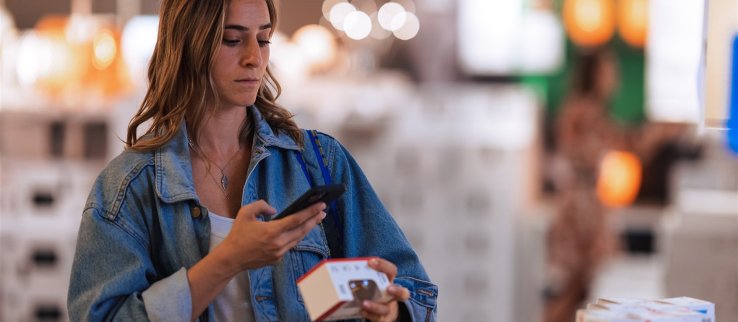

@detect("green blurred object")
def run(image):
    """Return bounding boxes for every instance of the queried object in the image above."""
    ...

[522,1,646,125]
[610,37,646,124]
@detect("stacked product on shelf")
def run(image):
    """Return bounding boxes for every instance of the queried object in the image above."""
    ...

[0,110,110,322]
[576,296,715,322]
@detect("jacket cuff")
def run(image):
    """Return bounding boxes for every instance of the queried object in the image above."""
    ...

[141,267,192,322]
[393,277,437,322]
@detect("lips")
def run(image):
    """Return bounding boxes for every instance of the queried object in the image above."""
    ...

[234,78,260,88]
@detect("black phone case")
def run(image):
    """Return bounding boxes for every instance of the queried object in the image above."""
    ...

[271,184,346,221]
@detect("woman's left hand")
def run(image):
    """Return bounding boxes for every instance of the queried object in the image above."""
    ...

[361,258,411,322]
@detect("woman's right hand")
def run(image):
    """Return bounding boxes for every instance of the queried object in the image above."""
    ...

[187,200,325,320]
[220,200,327,272]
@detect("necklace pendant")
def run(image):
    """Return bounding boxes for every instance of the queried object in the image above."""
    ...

[220,175,229,191]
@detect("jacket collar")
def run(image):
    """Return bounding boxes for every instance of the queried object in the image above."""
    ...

[154,105,300,203]
[250,105,301,151]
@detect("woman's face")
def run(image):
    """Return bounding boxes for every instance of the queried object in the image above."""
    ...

[595,54,618,99]
[212,0,271,109]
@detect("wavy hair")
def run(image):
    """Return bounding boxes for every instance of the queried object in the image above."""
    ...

[126,0,302,151]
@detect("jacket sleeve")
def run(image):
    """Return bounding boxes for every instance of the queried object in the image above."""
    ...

[319,133,439,322]
[67,206,193,322]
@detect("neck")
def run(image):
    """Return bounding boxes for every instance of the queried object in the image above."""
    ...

[195,106,249,158]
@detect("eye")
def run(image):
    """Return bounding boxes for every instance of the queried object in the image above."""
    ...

[258,39,271,48]
[223,38,241,47]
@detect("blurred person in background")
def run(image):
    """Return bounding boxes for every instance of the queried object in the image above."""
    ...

[545,48,624,322]
[545,48,688,322]
[66,0,437,321]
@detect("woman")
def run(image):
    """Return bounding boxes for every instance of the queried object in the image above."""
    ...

[545,49,622,322]
[67,0,437,321]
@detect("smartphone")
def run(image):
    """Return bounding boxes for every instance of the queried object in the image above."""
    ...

[270,184,346,221]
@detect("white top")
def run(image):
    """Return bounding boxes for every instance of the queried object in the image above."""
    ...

[208,211,255,322]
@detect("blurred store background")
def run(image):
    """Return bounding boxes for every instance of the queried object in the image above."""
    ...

[0,0,736,321]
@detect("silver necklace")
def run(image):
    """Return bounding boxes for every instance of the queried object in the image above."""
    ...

[188,139,242,191]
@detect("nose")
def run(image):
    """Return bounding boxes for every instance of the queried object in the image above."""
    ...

[239,38,262,68]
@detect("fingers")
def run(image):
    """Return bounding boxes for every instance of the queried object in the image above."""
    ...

[226,201,327,269]
[361,300,392,321]
[368,258,398,281]
[236,200,276,221]
[277,202,327,230]
[386,284,410,301]
[359,284,409,322]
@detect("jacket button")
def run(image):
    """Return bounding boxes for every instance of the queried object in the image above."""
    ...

[191,206,202,218]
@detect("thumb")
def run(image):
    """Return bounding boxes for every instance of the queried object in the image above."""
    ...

[236,200,276,221]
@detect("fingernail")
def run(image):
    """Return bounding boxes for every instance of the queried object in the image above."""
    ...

[320,211,327,219]
[387,285,396,292]
[369,258,378,266]
[362,300,371,308]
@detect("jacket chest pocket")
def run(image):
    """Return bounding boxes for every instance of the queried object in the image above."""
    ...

[288,224,330,304]
[290,223,330,272]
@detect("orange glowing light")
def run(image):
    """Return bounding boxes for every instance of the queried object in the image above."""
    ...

[22,15,131,104]
[597,150,642,207]
[93,29,117,70]
[32,16,83,95]
[618,0,648,48]
[563,0,615,47]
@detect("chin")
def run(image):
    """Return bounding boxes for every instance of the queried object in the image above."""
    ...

[243,95,259,106]
[227,96,258,107]
[218,90,258,107]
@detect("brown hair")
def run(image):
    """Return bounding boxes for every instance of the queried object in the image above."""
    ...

[126,0,302,151]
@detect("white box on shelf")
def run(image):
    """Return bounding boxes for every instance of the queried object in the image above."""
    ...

[297,257,392,321]
[657,297,715,321]
[577,296,715,322]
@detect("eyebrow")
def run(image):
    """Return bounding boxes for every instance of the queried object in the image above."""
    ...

[224,23,272,31]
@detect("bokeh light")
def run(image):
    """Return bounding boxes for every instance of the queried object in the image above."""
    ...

[16,32,52,86]
[563,0,615,47]
[92,29,117,70]
[66,14,99,43]
[329,2,356,31]
[378,2,405,31]
[322,0,346,20]
[343,11,372,40]
[618,0,648,48]
[597,150,642,207]
[293,24,337,66]
[121,16,159,82]
[392,12,419,40]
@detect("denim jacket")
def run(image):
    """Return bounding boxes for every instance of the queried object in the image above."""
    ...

[67,106,438,322]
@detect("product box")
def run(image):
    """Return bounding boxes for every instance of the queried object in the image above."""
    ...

[297,257,393,321]
[657,297,715,321]
[576,297,715,322]
[575,309,647,322]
